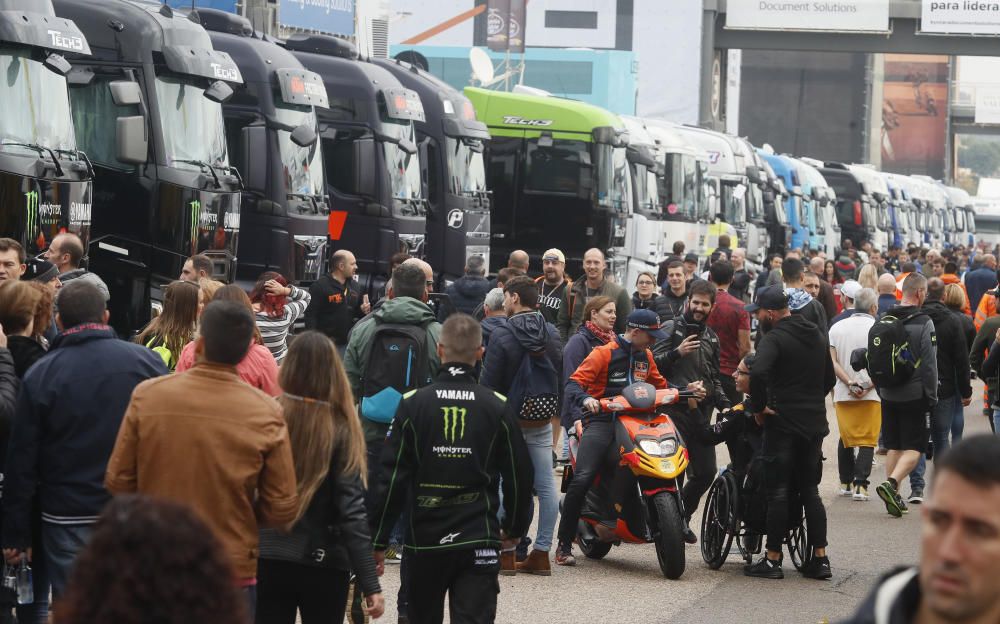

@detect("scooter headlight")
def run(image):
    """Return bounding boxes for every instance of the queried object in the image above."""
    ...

[639,439,663,456]
[659,438,678,456]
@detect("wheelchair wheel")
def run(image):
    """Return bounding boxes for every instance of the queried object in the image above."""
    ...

[700,471,738,569]
[787,510,811,571]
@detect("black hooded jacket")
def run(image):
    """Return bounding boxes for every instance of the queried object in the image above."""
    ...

[481,311,562,396]
[922,300,972,400]
[652,312,730,411]
[445,275,492,316]
[747,314,836,439]
[841,567,920,624]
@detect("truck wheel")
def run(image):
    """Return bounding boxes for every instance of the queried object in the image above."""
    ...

[652,492,686,579]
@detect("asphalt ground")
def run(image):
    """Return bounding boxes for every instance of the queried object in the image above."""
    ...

[370,384,991,623]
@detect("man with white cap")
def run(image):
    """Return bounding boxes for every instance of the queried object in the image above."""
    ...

[535,248,570,326]
[829,279,864,327]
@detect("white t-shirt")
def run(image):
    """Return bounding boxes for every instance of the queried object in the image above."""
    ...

[828,313,879,404]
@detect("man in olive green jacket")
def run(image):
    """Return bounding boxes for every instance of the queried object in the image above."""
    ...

[556,248,632,342]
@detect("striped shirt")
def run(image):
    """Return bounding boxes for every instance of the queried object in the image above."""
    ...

[256,286,311,363]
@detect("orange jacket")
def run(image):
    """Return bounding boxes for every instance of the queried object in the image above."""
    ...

[975,290,999,331]
[941,273,971,315]
[568,337,668,405]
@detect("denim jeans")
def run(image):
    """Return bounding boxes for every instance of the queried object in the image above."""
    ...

[911,397,963,492]
[41,522,92,600]
[951,394,965,443]
[522,424,558,552]
[242,585,256,622]
[994,409,1000,435]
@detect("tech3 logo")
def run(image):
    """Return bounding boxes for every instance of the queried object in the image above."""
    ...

[442,406,467,443]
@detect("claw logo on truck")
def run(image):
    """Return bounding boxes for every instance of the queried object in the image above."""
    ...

[502,116,553,127]
[25,191,62,232]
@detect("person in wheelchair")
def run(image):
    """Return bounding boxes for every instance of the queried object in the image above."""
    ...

[703,354,761,478]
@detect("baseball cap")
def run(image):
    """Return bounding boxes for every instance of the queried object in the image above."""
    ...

[542,248,565,263]
[745,285,789,312]
[683,253,699,264]
[840,279,862,301]
[22,258,58,284]
[626,309,668,341]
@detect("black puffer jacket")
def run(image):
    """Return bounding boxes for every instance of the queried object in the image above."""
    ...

[656,289,687,321]
[445,275,491,316]
[481,311,562,395]
[652,313,730,412]
[923,300,972,400]
[259,453,381,596]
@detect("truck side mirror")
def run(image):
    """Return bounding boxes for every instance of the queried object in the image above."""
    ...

[354,137,377,199]
[290,123,318,148]
[239,125,267,194]
[745,165,762,184]
[115,116,148,165]
[204,80,234,104]
[109,81,142,107]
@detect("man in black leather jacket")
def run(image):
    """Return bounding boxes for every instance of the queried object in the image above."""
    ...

[653,279,729,542]
[371,313,533,624]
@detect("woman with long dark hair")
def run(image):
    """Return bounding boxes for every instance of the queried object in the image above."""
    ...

[175,285,280,396]
[249,272,310,363]
[134,280,200,371]
[256,331,383,623]
[54,495,248,624]
[823,259,842,285]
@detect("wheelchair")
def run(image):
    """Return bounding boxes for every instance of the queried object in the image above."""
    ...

[699,457,811,571]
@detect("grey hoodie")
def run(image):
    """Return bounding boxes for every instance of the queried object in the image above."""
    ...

[59,268,110,302]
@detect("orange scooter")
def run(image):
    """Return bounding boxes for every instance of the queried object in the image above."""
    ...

[561,382,693,579]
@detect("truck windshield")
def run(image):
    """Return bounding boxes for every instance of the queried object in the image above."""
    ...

[0,49,76,156]
[662,153,699,221]
[446,136,487,196]
[632,161,662,217]
[862,200,876,230]
[155,76,228,171]
[275,104,324,198]
[720,180,747,225]
[381,119,421,201]
[968,211,976,232]
[594,143,630,213]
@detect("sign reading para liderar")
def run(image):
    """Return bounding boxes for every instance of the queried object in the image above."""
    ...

[922,0,1000,34]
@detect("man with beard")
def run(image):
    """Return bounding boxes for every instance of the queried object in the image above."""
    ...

[557,248,630,342]
[653,279,729,544]
[844,435,1000,624]
[745,285,835,580]
[534,249,570,326]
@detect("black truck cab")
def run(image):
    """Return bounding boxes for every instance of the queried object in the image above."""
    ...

[284,35,427,298]
[193,9,330,285]
[376,57,491,290]
[0,0,94,261]
[52,0,243,333]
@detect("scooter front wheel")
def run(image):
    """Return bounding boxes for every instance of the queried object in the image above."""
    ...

[652,492,686,579]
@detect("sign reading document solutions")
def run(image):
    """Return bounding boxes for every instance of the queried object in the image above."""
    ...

[921,0,1000,35]
[279,0,355,37]
[726,0,890,32]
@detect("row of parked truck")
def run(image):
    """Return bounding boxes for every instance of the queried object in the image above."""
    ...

[3,0,978,334]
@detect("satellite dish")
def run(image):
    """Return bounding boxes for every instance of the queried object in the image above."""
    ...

[469,47,495,85]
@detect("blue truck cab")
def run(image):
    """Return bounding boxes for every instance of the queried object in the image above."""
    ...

[758,150,809,251]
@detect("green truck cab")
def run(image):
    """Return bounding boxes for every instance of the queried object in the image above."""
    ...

[465,87,631,279]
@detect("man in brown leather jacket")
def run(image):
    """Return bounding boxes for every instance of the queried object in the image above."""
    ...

[106,300,298,618]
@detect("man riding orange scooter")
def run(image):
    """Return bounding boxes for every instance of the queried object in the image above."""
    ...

[555,309,706,566]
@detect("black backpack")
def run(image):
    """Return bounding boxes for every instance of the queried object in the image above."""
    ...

[507,347,559,423]
[359,319,432,424]
[866,309,926,389]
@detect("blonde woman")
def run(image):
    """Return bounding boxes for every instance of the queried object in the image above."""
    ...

[256,331,383,623]
[857,264,879,291]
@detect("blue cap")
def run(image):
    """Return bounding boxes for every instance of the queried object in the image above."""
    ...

[626,309,668,341]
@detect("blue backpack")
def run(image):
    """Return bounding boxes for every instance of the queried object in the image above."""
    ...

[359,319,432,424]
[508,347,559,423]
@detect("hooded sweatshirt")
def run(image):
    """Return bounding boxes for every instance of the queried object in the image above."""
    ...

[747,313,836,439]
[344,296,442,444]
[841,567,920,624]
[481,310,562,403]
[445,274,492,316]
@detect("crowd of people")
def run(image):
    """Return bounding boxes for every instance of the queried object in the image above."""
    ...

[0,230,999,623]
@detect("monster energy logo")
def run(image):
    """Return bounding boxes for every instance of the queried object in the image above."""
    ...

[442,406,467,443]
[25,191,37,235]
[189,200,201,246]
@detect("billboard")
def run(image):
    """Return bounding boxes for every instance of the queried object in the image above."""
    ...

[881,54,949,179]
[726,0,889,32]
[921,0,1000,35]
[279,0,355,36]
[486,0,526,53]
[166,0,239,11]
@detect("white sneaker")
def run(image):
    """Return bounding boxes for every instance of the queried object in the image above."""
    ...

[838,483,852,496]
[853,485,869,501]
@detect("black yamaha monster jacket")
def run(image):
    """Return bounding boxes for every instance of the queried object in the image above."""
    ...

[370,363,533,552]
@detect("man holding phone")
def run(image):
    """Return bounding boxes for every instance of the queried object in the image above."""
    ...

[652,279,730,543]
